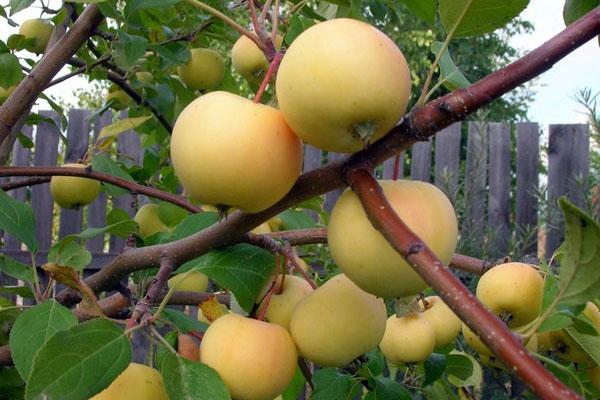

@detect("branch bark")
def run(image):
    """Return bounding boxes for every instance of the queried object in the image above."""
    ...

[346,168,579,400]
[52,7,600,305]
[0,166,200,213]
[0,4,104,149]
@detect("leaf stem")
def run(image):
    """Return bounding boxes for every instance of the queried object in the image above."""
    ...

[30,252,42,303]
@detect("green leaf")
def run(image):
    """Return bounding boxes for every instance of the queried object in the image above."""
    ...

[285,15,316,45]
[445,350,482,387]
[9,300,77,380]
[0,367,25,399]
[312,368,360,400]
[91,154,135,197]
[158,201,189,228]
[423,353,446,387]
[439,0,529,37]
[563,0,600,25]
[73,218,138,240]
[9,0,34,15]
[565,327,600,365]
[26,318,131,400]
[394,0,436,24]
[557,198,600,306]
[180,244,276,312]
[161,353,230,400]
[47,241,92,271]
[160,308,208,333]
[154,330,178,370]
[368,377,411,400]
[278,209,316,230]
[282,367,306,400]
[0,189,37,252]
[171,212,218,240]
[98,116,151,140]
[113,32,149,69]
[538,310,574,332]
[0,285,34,298]
[0,254,32,282]
[17,131,34,148]
[431,42,471,91]
[0,52,23,88]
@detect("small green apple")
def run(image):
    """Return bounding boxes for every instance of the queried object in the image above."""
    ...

[19,19,54,54]
[177,48,225,90]
[168,271,209,293]
[50,163,101,209]
[134,204,169,238]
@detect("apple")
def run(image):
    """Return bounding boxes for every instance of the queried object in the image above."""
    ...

[476,262,543,328]
[200,314,297,400]
[589,366,600,391]
[231,34,283,84]
[479,334,539,370]
[289,273,387,367]
[267,216,284,232]
[168,271,209,293]
[170,91,302,213]
[105,85,133,110]
[135,71,154,84]
[19,19,54,54]
[328,180,458,298]
[90,363,168,400]
[134,204,169,237]
[50,163,101,209]
[419,296,462,348]
[461,324,537,357]
[379,313,435,364]
[177,48,225,90]
[276,18,411,153]
[261,275,314,330]
[0,85,16,104]
[250,222,272,235]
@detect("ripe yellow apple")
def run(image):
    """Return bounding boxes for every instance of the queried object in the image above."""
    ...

[589,366,600,391]
[476,262,543,328]
[461,324,537,357]
[419,296,462,348]
[261,275,314,330]
[134,204,169,237]
[379,313,435,364]
[177,48,225,90]
[19,19,54,54]
[170,91,302,213]
[105,85,133,110]
[200,314,297,400]
[276,18,411,153]
[135,71,153,84]
[231,35,283,84]
[90,363,168,400]
[289,274,387,367]
[267,216,283,232]
[50,163,101,209]
[251,222,272,235]
[0,85,16,104]
[328,180,458,298]
[168,271,209,293]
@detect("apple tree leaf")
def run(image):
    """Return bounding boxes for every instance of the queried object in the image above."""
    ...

[390,0,436,24]
[9,300,77,380]
[98,116,151,140]
[178,244,275,312]
[91,154,135,197]
[161,353,230,400]
[312,368,361,400]
[439,0,529,38]
[565,327,600,366]
[9,0,34,15]
[446,350,482,387]
[431,42,471,91]
[0,189,38,253]
[171,212,218,241]
[0,52,23,87]
[557,198,600,306]
[563,0,600,25]
[0,254,32,283]
[25,318,131,400]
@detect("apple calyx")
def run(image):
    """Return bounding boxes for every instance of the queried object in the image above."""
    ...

[352,121,378,146]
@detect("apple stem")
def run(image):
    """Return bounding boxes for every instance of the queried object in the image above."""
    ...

[253,51,284,104]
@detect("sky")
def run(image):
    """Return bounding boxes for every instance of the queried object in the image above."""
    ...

[0,0,598,126]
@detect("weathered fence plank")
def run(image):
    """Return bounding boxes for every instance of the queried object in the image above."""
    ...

[487,123,511,258]
[324,152,346,212]
[302,145,322,173]
[515,123,540,255]
[382,154,404,180]
[434,122,461,200]
[410,140,432,182]
[546,124,590,256]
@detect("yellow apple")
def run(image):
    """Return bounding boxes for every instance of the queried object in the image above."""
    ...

[19,19,54,54]
[251,222,272,235]
[267,216,284,232]
[135,71,154,84]
[105,85,133,110]
[476,262,543,328]
[379,313,435,364]
[276,18,411,153]
[328,180,458,298]
[589,366,600,391]
[90,363,168,400]
[231,35,283,84]
[168,271,209,293]
[134,204,169,237]
[0,85,16,104]
[50,163,101,209]
[200,314,297,400]
[262,275,314,330]
[177,48,225,90]
[289,273,387,367]
[419,296,462,348]
[170,91,302,213]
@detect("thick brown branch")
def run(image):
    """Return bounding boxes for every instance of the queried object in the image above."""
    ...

[53,9,599,306]
[0,5,104,147]
[346,168,579,400]
[449,253,494,275]
[0,166,200,213]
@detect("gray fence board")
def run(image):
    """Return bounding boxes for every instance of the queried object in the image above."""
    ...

[515,123,540,255]
[487,123,511,257]
[302,145,322,173]
[382,154,404,180]
[434,122,461,200]
[410,140,432,182]
[324,153,346,212]
[546,124,590,256]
